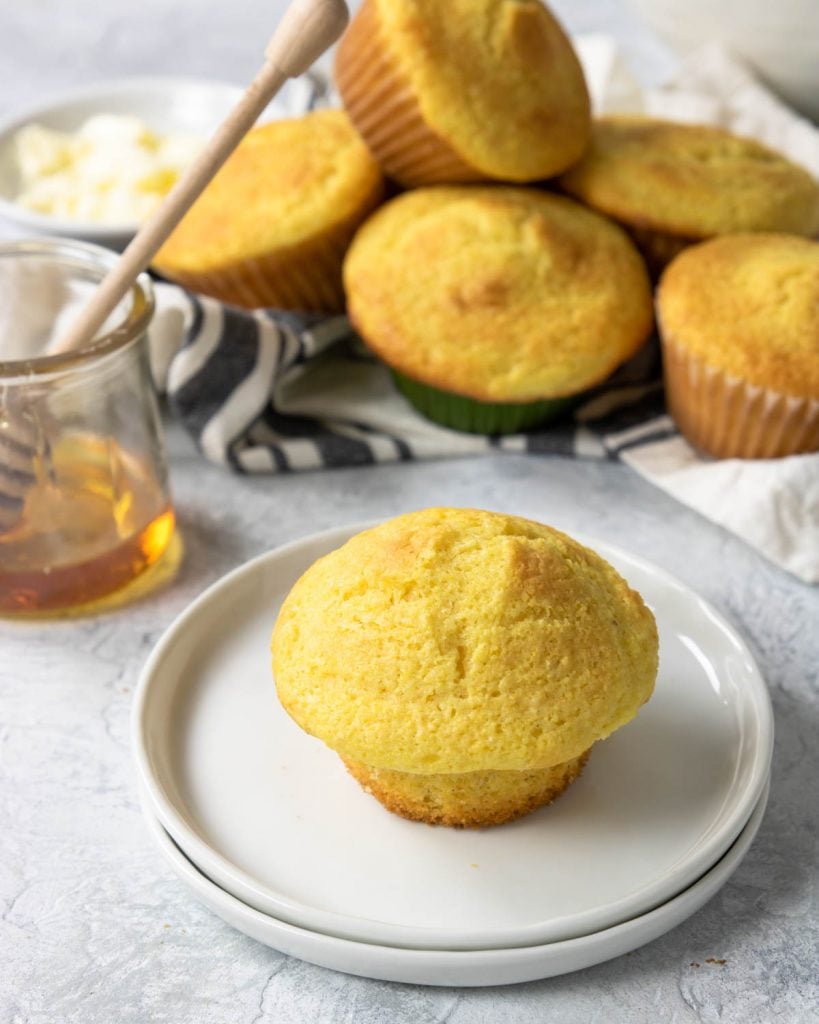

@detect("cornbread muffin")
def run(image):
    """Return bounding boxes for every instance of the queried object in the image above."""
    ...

[559,117,819,277]
[335,0,590,187]
[657,233,819,459]
[271,508,659,828]
[343,186,654,432]
[152,110,384,311]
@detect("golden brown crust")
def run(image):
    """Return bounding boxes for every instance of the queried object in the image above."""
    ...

[657,234,819,399]
[662,332,819,458]
[335,0,590,185]
[560,116,819,240]
[152,110,384,310]
[343,187,653,402]
[342,750,590,828]
[272,508,659,774]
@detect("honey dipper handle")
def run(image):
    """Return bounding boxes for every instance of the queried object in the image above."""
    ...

[52,0,349,356]
[266,0,350,77]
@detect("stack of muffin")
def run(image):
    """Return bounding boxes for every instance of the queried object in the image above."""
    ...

[153,0,819,459]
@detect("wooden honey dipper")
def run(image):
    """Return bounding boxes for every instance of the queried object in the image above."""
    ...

[0,0,349,531]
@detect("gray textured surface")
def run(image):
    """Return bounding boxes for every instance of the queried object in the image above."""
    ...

[1,2,817,1022]
[3,427,818,1023]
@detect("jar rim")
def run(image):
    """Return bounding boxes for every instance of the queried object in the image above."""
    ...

[0,237,155,379]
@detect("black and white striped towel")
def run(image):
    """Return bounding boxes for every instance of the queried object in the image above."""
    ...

[148,282,818,584]
[150,283,668,473]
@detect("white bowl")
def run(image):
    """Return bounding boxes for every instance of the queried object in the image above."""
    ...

[626,0,819,122]
[0,77,274,250]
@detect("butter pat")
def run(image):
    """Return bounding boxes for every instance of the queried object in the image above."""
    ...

[13,114,203,225]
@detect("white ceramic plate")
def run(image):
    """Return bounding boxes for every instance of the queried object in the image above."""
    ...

[134,528,773,950]
[133,523,773,952]
[143,783,768,987]
[0,76,316,248]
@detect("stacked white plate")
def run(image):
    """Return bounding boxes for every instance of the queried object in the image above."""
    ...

[133,523,774,987]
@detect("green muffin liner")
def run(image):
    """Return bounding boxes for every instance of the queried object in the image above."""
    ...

[393,372,578,435]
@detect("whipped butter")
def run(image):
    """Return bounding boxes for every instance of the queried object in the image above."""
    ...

[13,114,203,225]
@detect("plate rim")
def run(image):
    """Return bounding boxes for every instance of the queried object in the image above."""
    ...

[133,519,774,951]
[141,780,770,987]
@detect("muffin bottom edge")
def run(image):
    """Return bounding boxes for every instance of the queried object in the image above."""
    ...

[342,750,591,829]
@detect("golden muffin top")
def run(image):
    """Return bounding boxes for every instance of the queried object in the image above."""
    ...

[271,508,659,774]
[153,110,383,273]
[343,186,653,402]
[658,233,819,399]
[363,0,590,180]
[559,116,819,239]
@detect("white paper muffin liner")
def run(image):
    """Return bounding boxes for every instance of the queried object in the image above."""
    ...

[335,0,490,187]
[662,334,819,458]
[156,209,379,313]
